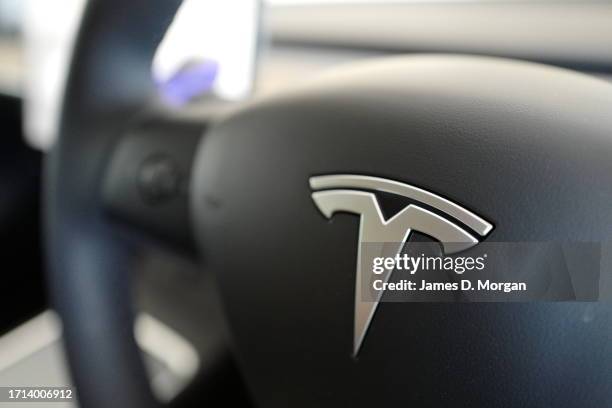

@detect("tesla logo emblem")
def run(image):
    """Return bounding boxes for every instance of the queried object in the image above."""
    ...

[310,175,493,356]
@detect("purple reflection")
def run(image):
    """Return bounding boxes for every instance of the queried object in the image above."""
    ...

[155,59,219,106]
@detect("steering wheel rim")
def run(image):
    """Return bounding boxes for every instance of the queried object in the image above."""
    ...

[45,1,181,406]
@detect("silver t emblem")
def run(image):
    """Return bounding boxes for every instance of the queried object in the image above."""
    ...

[310,175,493,356]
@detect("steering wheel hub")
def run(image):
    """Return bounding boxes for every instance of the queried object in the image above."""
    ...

[192,56,612,407]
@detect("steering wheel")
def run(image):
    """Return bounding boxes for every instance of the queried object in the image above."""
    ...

[46,1,612,407]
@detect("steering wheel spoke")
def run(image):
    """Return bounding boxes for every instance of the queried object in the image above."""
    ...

[102,109,204,252]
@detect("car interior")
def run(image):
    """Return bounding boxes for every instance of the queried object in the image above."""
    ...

[0,0,611,407]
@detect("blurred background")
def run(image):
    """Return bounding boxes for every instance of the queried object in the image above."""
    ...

[1,0,612,406]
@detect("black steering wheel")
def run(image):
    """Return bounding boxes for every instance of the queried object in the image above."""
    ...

[46,1,612,407]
